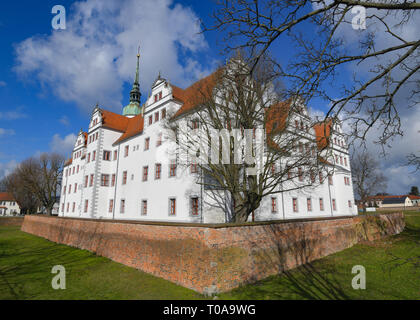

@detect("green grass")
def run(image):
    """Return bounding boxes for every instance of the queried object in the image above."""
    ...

[219,211,420,300]
[0,226,205,300]
[1,212,419,300]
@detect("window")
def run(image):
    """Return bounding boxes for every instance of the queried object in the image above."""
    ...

[103,150,111,161]
[348,200,352,208]
[292,198,298,212]
[310,172,315,184]
[63,186,66,194]
[90,174,94,187]
[271,197,277,213]
[328,175,333,185]
[155,112,159,122]
[93,151,96,161]
[159,91,162,100]
[84,200,88,213]
[114,150,118,161]
[344,177,350,185]
[298,167,303,181]
[143,166,148,181]
[101,174,109,187]
[271,164,276,175]
[111,174,116,187]
[344,157,348,166]
[88,153,91,162]
[332,199,337,211]
[149,115,153,125]
[190,162,198,174]
[295,119,299,129]
[144,138,150,150]
[83,176,87,188]
[68,184,72,194]
[142,200,147,215]
[74,183,78,192]
[319,172,323,183]
[67,203,69,212]
[299,142,303,153]
[191,197,199,216]
[72,167,75,174]
[120,200,125,213]
[335,155,339,163]
[340,156,343,165]
[122,171,127,185]
[155,133,162,147]
[169,161,177,177]
[307,198,312,211]
[191,119,199,129]
[61,203,64,213]
[320,198,324,211]
[155,164,161,179]
[72,202,75,213]
[161,108,166,119]
[169,198,176,215]
[109,199,114,213]
[124,145,129,157]
[77,165,79,173]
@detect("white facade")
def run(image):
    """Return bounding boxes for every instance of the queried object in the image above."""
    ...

[59,67,357,223]
[0,193,21,216]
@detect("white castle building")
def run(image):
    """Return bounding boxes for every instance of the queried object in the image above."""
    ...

[59,54,357,223]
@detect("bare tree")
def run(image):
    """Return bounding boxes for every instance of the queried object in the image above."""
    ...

[164,54,332,222]
[351,152,387,211]
[2,172,40,214]
[205,0,419,151]
[7,153,64,215]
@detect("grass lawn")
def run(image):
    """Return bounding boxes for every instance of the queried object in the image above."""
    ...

[220,211,420,300]
[0,226,205,300]
[1,212,419,300]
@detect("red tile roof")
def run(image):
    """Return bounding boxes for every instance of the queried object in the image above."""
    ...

[171,69,223,119]
[113,113,144,145]
[0,192,16,202]
[101,109,130,132]
[313,119,332,150]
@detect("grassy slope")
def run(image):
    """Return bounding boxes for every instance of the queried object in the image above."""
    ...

[0,226,204,300]
[219,212,420,300]
[1,212,419,300]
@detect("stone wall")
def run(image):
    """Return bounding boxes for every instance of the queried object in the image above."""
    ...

[21,213,404,294]
[0,217,24,226]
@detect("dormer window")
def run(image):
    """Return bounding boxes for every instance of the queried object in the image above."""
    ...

[154,91,162,103]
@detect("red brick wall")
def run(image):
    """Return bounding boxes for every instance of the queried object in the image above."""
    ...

[0,217,24,226]
[21,213,404,294]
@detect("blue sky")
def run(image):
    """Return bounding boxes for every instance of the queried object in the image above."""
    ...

[0,0,418,195]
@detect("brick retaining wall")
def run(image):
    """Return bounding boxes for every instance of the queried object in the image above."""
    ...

[0,217,24,226]
[21,213,404,294]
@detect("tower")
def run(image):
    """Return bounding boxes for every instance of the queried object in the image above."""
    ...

[123,49,142,117]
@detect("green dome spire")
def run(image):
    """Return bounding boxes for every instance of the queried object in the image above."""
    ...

[123,49,142,117]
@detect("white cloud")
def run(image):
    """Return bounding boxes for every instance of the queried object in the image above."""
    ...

[59,116,70,127]
[0,128,15,136]
[0,110,27,120]
[0,160,18,179]
[14,0,209,113]
[50,133,77,156]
